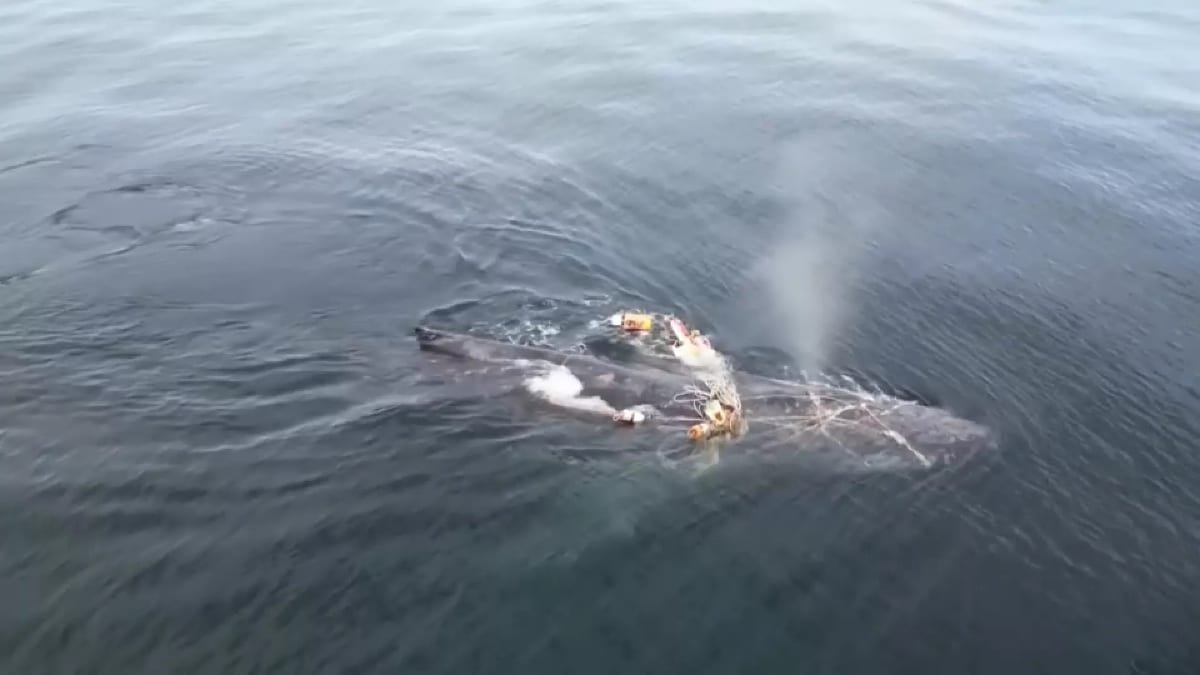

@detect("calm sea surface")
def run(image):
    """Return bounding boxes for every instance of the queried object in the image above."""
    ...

[3,0,1200,672]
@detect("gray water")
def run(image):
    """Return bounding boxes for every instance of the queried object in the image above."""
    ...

[3,0,1200,672]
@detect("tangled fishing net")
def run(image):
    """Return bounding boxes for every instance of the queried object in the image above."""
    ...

[605,309,930,465]
[668,358,746,439]
[606,311,747,439]
[748,381,931,466]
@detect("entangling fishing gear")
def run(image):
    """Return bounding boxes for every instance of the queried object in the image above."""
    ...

[607,310,744,442]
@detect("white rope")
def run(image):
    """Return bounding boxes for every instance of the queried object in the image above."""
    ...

[614,313,932,461]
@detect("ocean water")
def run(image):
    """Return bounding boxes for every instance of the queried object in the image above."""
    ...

[3,0,1200,672]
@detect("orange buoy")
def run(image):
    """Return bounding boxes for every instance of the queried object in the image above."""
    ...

[609,312,654,332]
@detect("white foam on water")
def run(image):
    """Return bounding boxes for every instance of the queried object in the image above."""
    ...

[523,363,617,416]
[671,343,727,372]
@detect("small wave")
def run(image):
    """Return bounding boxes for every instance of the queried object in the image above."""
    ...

[421,289,616,351]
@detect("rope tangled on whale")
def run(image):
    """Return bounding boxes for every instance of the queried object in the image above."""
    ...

[606,310,928,464]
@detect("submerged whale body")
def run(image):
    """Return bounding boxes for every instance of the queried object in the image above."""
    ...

[414,325,996,470]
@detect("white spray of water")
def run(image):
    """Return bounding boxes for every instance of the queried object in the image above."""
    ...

[523,363,617,416]
[759,234,851,373]
[755,140,885,373]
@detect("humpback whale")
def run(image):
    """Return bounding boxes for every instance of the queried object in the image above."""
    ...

[414,325,996,469]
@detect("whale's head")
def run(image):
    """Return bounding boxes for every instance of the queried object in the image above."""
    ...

[739,391,998,470]
[875,402,999,467]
